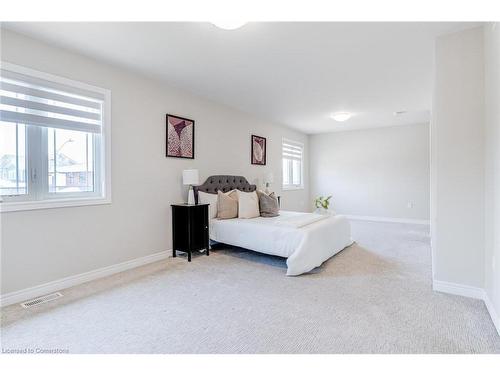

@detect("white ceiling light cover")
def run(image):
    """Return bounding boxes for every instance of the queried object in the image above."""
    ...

[331,112,352,122]
[212,21,247,30]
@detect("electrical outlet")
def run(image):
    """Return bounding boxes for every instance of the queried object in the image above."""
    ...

[407,202,414,209]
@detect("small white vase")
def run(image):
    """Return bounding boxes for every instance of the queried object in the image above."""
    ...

[315,207,329,215]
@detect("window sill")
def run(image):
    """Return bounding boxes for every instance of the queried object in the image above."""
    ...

[0,196,111,213]
[282,186,304,191]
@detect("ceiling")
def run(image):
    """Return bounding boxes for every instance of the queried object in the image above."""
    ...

[2,22,479,134]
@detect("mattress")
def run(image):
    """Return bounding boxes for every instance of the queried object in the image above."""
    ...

[209,210,353,275]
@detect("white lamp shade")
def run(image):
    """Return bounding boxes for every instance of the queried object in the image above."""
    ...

[265,172,274,184]
[182,169,199,185]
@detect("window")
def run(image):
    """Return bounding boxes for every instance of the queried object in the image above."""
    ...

[0,122,26,196]
[0,62,111,212]
[282,138,304,190]
[48,128,95,193]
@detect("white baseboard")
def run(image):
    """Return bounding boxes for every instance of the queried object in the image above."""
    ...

[0,250,171,307]
[432,279,486,300]
[344,215,430,225]
[433,279,500,337]
[484,293,500,336]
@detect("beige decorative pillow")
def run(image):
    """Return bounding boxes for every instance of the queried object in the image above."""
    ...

[217,190,238,219]
[198,191,218,219]
[238,190,260,219]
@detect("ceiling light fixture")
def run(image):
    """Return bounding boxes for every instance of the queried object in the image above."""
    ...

[212,21,247,30]
[331,112,352,122]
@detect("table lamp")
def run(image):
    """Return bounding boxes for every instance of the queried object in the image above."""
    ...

[264,172,274,194]
[183,169,199,204]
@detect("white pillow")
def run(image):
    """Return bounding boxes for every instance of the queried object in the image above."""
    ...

[198,191,218,219]
[237,190,260,219]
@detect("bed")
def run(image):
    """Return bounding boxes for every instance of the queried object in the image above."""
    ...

[194,175,353,276]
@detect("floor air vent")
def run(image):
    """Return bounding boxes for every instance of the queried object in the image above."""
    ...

[20,292,63,308]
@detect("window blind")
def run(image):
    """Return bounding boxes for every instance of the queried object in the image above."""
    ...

[0,68,103,134]
[282,140,303,161]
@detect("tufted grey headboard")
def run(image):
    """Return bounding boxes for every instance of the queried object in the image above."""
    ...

[193,175,256,203]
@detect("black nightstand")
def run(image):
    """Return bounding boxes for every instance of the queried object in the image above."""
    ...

[171,204,210,262]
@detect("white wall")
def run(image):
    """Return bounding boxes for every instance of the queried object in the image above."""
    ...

[431,27,485,288]
[484,23,500,321]
[0,29,309,295]
[309,124,430,221]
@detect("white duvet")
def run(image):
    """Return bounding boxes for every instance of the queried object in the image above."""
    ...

[210,211,353,276]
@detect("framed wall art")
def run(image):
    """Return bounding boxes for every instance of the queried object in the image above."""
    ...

[166,114,194,159]
[251,135,266,165]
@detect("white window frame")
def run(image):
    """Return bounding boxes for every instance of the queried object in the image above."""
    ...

[282,138,304,191]
[0,62,112,212]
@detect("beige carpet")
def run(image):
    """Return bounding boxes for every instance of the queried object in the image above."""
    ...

[1,220,499,353]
